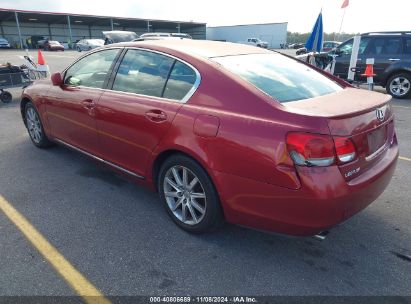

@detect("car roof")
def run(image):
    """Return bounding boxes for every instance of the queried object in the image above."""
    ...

[112,39,272,58]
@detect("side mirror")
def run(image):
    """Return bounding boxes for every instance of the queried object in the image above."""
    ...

[51,72,63,86]
[334,48,343,56]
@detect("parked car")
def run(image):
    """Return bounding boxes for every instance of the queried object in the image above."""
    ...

[331,32,411,99]
[28,35,49,49]
[323,41,341,52]
[296,41,342,55]
[20,40,398,236]
[242,38,268,48]
[140,33,192,39]
[289,43,305,49]
[103,31,139,45]
[76,39,104,52]
[0,37,10,48]
[43,40,65,51]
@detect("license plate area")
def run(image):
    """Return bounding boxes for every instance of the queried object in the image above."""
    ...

[367,125,387,156]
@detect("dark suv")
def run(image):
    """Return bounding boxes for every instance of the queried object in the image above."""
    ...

[333,32,411,99]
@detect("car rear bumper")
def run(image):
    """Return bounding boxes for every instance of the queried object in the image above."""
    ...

[214,141,398,236]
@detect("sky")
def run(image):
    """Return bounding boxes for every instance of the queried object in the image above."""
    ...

[0,0,410,33]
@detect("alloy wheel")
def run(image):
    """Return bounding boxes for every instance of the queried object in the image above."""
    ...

[26,107,42,144]
[163,165,207,226]
[390,76,410,97]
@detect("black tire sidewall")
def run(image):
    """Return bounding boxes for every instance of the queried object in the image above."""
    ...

[158,154,223,233]
[1,91,12,103]
[387,73,411,99]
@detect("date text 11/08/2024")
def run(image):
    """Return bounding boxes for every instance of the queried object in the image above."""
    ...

[149,296,258,303]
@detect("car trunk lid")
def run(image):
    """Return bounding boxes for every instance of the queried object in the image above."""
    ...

[284,88,395,181]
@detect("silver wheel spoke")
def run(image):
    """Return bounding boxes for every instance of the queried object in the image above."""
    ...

[187,202,198,224]
[171,197,184,211]
[190,198,205,214]
[171,167,183,186]
[165,191,180,198]
[182,168,188,187]
[165,177,180,191]
[181,203,187,222]
[188,177,198,190]
[191,192,206,199]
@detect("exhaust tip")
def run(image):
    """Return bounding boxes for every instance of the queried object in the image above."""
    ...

[313,230,330,241]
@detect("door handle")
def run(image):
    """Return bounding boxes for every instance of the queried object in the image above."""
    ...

[145,110,167,122]
[81,99,95,109]
[389,58,401,62]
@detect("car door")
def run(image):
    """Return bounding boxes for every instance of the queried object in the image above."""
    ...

[45,48,121,156]
[362,36,403,83]
[95,49,199,177]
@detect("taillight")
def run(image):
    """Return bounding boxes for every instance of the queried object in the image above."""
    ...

[286,133,357,167]
[334,137,357,164]
[286,133,335,167]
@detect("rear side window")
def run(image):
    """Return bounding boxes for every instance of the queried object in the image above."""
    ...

[405,38,411,54]
[365,38,402,55]
[213,53,342,103]
[113,49,174,97]
[163,61,197,100]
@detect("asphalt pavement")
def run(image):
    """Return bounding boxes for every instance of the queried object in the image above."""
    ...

[0,50,410,299]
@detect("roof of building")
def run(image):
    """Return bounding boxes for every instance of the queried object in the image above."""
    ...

[0,8,205,27]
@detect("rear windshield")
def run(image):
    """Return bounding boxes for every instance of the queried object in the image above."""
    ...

[213,53,342,103]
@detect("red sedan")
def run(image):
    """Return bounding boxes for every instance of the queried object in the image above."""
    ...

[20,40,398,236]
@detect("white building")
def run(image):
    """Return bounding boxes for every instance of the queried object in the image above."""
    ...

[207,22,288,49]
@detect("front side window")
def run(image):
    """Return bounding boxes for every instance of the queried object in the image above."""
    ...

[113,49,174,97]
[337,37,370,56]
[213,53,342,103]
[64,49,119,88]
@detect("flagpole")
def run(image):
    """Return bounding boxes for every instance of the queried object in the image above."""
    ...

[336,8,346,41]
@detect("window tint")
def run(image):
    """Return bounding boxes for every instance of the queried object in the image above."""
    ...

[113,49,174,97]
[366,38,402,55]
[337,38,370,55]
[65,49,119,88]
[213,53,342,103]
[406,38,411,54]
[163,61,197,100]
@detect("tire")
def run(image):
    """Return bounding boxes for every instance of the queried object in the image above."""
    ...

[77,46,81,52]
[24,102,54,148]
[0,91,12,103]
[386,72,411,99]
[158,154,224,233]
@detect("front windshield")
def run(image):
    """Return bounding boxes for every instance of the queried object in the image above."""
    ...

[212,53,342,103]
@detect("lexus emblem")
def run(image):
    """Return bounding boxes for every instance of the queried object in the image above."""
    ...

[376,108,385,121]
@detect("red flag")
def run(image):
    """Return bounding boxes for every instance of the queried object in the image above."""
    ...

[341,0,349,8]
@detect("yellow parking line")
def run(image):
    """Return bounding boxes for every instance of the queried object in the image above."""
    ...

[0,195,111,304]
[399,156,411,162]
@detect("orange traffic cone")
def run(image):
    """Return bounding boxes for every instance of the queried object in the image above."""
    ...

[362,64,376,77]
[37,49,46,65]
[36,49,49,77]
